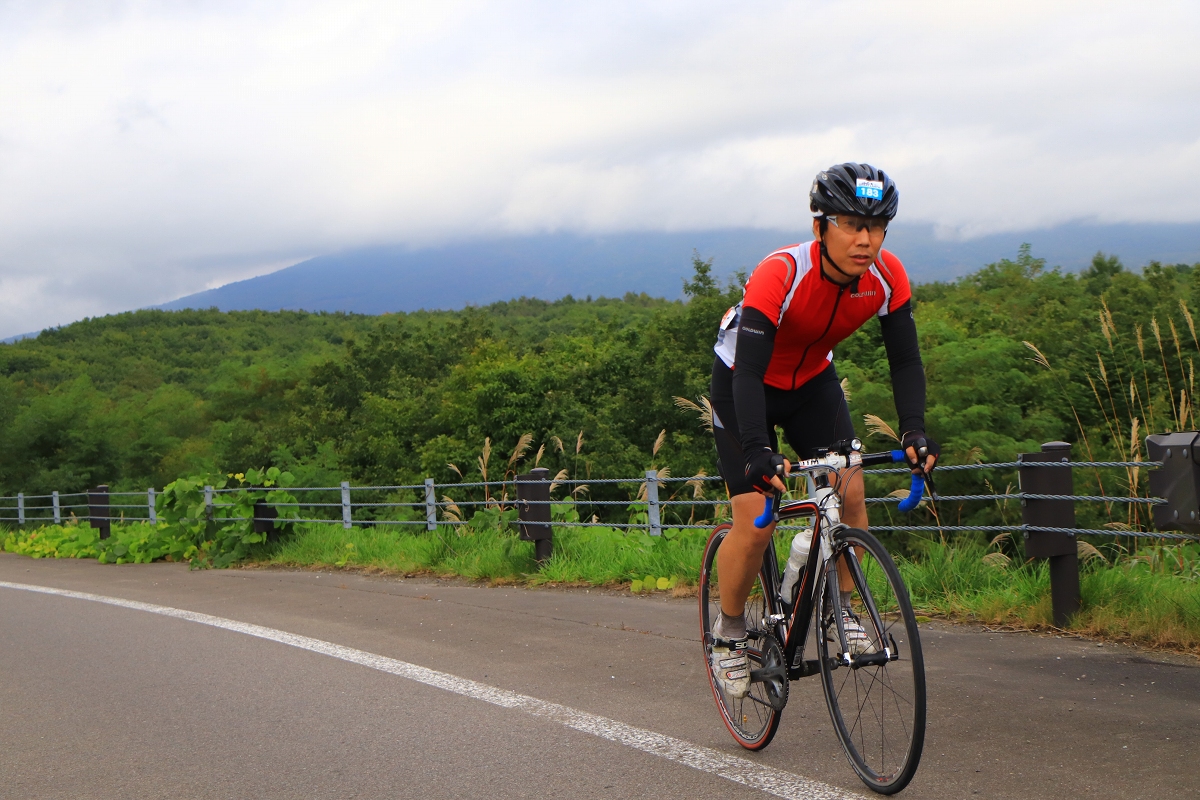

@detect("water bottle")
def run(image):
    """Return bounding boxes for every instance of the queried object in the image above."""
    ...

[780,528,813,605]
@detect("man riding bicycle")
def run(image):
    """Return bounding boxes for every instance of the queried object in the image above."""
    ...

[709,162,938,698]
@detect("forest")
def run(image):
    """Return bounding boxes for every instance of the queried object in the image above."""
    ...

[2,245,1198,536]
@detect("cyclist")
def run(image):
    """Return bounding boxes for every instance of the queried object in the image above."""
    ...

[708,162,938,698]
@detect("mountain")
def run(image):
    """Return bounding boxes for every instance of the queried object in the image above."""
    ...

[158,222,1200,315]
[2,331,41,344]
[157,230,785,315]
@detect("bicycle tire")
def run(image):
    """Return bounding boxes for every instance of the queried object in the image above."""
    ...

[815,527,926,794]
[698,523,784,750]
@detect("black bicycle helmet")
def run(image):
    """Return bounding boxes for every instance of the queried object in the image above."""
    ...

[809,162,899,220]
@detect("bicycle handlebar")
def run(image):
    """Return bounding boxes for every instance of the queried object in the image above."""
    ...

[753,449,925,528]
[896,472,925,512]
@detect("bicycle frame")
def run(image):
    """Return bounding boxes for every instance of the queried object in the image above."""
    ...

[754,449,911,680]
[757,477,835,680]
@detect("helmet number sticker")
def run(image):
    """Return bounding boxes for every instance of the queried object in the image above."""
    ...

[855,179,884,200]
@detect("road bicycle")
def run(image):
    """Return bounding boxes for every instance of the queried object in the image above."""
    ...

[699,438,928,794]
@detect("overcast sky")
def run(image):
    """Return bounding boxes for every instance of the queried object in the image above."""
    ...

[2,1,1199,336]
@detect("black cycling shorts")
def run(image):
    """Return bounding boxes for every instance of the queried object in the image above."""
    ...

[711,358,856,497]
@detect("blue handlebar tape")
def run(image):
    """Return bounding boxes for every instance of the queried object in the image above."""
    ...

[753,495,774,528]
[890,449,906,462]
[897,474,925,512]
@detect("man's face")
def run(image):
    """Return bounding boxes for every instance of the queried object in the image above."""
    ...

[812,215,886,279]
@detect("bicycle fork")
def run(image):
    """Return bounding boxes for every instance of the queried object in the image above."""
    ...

[824,538,903,669]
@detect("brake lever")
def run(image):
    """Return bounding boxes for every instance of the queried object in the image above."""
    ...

[912,442,938,502]
[921,468,938,502]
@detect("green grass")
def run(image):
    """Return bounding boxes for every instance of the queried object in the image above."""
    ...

[898,539,1200,653]
[268,523,537,580]
[268,522,709,589]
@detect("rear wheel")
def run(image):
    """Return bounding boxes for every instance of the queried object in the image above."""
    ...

[816,527,926,794]
[699,523,784,750]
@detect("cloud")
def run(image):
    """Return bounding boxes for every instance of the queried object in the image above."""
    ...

[1,1,1198,335]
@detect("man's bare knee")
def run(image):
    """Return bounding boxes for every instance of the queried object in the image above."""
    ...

[842,471,865,501]
[841,470,868,528]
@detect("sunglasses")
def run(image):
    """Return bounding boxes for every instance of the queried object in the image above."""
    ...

[826,215,888,235]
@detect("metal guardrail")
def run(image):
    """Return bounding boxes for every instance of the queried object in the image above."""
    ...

[0,452,1191,542]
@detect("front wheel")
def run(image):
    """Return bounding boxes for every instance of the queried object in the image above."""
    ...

[816,527,926,794]
[699,523,784,750]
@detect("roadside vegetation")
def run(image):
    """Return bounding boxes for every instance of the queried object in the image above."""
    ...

[2,521,195,564]
[900,538,1200,653]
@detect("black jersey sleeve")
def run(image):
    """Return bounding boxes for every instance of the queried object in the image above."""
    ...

[731,306,777,454]
[879,300,926,436]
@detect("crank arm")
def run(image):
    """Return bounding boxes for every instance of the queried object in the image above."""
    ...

[749,664,787,683]
[787,659,822,679]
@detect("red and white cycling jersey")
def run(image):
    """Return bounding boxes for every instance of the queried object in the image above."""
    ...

[714,240,912,390]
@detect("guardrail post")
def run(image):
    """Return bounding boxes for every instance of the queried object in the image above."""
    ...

[17,493,24,526]
[148,488,157,524]
[52,491,61,524]
[89,485,111,540]
[424,478,437,532]
[1019,441,1080,627]
[646,469,661,536]
[341,481,352,529]
[204,486,213,520]
[1146,431,1200,532]
[254,499,280,542]
[516,467,553,563]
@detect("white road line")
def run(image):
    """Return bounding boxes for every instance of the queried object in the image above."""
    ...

[1,580,866,800]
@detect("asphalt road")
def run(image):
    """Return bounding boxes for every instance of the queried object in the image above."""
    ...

[0,554,1196,799]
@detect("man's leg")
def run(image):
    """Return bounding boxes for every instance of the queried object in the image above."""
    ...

[834,468,878,652]
[716,493,777,619]
[838,468,867,589]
